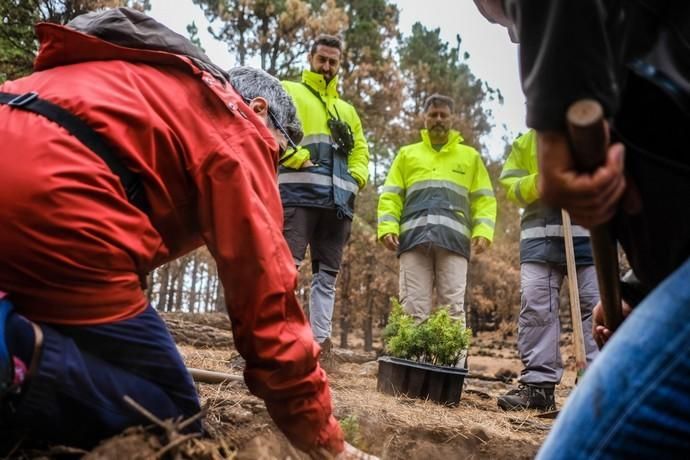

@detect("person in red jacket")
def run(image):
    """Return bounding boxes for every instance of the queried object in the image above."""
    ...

[0,8,365,458]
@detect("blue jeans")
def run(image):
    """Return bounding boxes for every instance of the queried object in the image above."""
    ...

[537,257,690,459]
[1,305,201,448]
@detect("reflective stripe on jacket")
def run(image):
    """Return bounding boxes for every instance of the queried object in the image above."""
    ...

[279,70,369,219]
[499,130,593,265]
[377,129,497,258]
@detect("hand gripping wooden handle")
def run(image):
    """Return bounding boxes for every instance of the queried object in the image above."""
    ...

[566,99,624,330]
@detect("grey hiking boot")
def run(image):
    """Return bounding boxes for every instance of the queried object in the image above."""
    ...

[497,383,556,411]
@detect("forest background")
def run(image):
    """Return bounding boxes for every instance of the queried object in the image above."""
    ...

[0,0,527,349]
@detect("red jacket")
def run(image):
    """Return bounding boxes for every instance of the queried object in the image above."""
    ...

[0,23,342,454]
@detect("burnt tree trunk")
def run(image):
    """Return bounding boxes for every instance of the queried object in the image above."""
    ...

[146,270,155,302]
[157,265,170,312]
[189,254,200,312]
[174,258,186,312]
[339,257,352,349]
[363,273,374,351]
[166,261,179,312]
[204,266,214,313]
[466,275,480,334]
[214,276,224,312]
[362,251,377,351]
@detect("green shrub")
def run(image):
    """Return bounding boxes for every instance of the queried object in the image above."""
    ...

[383,299,471,367]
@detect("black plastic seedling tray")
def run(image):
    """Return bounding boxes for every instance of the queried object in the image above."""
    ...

[377,356,468,406]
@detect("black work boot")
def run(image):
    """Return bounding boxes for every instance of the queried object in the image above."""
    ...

[497,383,556,411]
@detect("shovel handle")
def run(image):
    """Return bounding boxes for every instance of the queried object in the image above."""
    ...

[566,100,624,331]
[187,367,243,384]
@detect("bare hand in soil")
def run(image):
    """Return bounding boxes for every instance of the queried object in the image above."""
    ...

[309,442,378,460]
[336,442,379,460]
[592,300,632,348]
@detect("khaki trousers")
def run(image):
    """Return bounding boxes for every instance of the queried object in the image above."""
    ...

[399,245,468,322]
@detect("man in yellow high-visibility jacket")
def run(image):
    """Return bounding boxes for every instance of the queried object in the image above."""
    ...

[279,35,369,353]
[377,94,496,323]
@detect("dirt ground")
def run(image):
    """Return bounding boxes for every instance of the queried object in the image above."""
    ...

[1,314,582,459]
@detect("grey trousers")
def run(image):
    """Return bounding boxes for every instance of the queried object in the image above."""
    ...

[399,245,468,323]
[309,270,337,343]
[518,262,600,385]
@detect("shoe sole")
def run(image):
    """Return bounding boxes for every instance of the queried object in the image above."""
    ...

[497,399,528,411]
[497,398,556,412]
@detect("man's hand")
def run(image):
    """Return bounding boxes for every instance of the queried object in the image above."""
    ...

[309,442,379,460]
[336,442,379,460]
[471,236,489,255]
[302,159,315,168]
[381,233,399,251]
[592,300,633,348]
[537,131,631,228]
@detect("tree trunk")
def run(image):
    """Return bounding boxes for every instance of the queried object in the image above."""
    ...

[466,276,479,334]
[157,265,170,312]
[174,259,185,312]
[339,259,351,349]
[189,254,200,313]
[363,272,374,351]
[214,276,224,312]
[362,252,376,351]
[198,265,207,313]
[146,270,155,302]
[166,262,178,312]
[204,265,214,313]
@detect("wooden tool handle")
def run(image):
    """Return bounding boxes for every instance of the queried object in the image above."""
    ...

[566,100,608,172]
[187,367,243,384]
[561,209,587,376]
[566,99,624,330]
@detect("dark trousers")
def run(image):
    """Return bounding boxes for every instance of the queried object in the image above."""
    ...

[1,305,200,448]
[282,206,352,273]
[613,72,690,288]
[282,206,352,342]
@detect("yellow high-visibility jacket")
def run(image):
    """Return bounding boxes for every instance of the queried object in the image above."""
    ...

[278,70,369,218]
[499,129,593,265]
[377,129,496,257]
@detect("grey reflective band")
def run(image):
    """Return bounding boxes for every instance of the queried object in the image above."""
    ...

[333,175,359,194]
[473,217,496,229]
[514,183,528,207]
[470,188,495,199]
[382,185,404,196]
[401,214,470,237]
[301,133,331,146]
[499,168,530,180]
[521,225,590,240]
[378,214,398,224]
[278,171,332,187]
[407,179,469,198]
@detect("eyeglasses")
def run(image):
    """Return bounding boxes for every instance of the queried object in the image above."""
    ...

[242,97,299,159]
[267,108,299,159]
